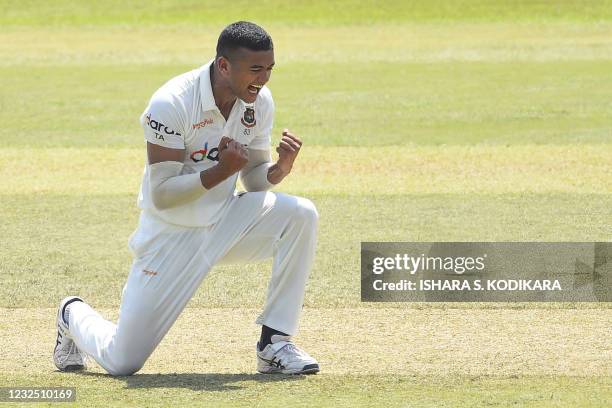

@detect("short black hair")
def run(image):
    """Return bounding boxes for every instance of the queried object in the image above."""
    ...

[216,21,273,60]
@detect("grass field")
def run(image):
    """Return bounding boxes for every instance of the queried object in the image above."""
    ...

[0,1,611,406]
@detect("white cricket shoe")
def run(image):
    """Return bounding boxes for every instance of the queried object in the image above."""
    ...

[53,296,87,371]
[257,336,319,375]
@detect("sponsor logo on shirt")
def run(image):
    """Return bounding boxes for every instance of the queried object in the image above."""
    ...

[146,113,181,141]
[190,142,219,163]
[241,107,256,128]
[192,118,214,129]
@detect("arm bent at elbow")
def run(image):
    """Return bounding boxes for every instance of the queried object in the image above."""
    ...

[149,161,207,210]
[240,148,275,192]
[147,138,248,210]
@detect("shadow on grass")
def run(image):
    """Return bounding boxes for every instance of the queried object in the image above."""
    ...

[75,371,304,391]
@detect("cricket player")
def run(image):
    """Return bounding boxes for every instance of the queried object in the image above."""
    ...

[53,21,320,375]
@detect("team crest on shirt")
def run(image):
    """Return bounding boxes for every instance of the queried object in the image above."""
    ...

[241,107,256,128]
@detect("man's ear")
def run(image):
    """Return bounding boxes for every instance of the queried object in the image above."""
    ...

[217,56,231,77]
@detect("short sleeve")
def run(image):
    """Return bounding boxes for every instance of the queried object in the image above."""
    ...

[140,96,186,149]
[249,87,274,150]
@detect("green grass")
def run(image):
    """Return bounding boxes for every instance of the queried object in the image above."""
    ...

[1,373,608,407]
[1,1,611,406]
[2,307,611,406]
[2,0,612,26]
[2,192,610,309]
[3,28,612,147]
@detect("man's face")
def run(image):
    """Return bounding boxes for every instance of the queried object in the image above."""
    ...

[222,48,275,104]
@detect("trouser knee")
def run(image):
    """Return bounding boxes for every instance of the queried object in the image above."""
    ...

[104,336,151,376]
[294,197,319,227]
[106,357,146,376]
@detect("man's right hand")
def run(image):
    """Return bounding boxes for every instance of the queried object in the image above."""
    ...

[217,136,249,176]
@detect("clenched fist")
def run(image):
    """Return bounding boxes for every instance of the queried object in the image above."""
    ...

[217,136,249,175]
[276,129,302,174]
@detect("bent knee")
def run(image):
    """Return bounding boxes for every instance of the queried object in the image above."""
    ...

[106,358,146,376]
[295,197,319,225]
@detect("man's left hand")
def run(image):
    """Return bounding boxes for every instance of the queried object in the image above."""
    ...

[276,129,302,174]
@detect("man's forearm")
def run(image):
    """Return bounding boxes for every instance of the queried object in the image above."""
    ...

[200,164,236,189]
[267,163,290,185]
[240,161,289,191]
[239,147,295,191]
[149,161,237,210]
[151,159,290,211]
[240,161,274,191]
[240,148,281,191]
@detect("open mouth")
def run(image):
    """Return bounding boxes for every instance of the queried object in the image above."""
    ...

[248,84,263,95]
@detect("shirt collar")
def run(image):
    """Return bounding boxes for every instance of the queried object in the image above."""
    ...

[199,59,218,112]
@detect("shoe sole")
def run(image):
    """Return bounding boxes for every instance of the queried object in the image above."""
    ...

[258,363,320,375]
[61,365,85,371]
[299,364,320,374]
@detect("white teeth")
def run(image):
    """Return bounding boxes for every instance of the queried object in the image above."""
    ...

[248,85,262,95]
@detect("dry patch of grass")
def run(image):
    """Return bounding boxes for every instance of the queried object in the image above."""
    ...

[2,307,610,377]
[1,145,610,196]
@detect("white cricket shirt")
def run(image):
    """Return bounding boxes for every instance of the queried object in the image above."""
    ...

[137,60,274,227]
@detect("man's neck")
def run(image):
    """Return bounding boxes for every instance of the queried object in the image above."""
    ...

[210,63,237,120]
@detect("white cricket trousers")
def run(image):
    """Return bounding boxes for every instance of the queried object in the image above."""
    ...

[68,191,318,376]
